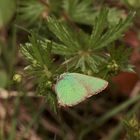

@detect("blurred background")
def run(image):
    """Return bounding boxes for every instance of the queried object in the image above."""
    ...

[0,0,140,140]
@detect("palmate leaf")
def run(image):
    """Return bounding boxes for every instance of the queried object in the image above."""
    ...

[97,18,134,49]
[89,8,108,48]
[76,29,90,50]
[63,0,97,25]
[90,10,135,50]
[17,0,46,26]
[107,8,125,26]
[21,33,53,70]
[47,16,80,51]
[47,16,91,55]
[44,29,90,55]
[46,8,134,73]
[42,39,76,56]
[21,34,63,96]
[20,42,34,62]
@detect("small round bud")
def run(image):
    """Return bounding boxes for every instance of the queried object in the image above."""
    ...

[114,64,119,71]
[32,60,38,67]
[87,70,93,76]
[47,81,52,86]
[46,81,52,89]
[112,60,116,64]
[107,64,112,69]
[107,59,119,72]
[13,74,22,83]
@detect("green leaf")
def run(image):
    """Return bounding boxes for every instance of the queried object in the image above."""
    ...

[47,16,80,50]
[89,8,108,48]
[94,12,135,50]
[63,0,97,25]
[17,0,46,26]
[108,8,125,26]
[21,37,52,67]
[46,10,134,73]
[42,39,77,56]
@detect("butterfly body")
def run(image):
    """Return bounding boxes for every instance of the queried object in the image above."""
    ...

[55,73,108,107]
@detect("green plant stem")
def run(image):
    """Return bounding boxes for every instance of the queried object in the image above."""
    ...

[106,102,140,140]
[97,95,140,125]
[7,25,17,89]
[8,83,24,140]
[8,95,20,140]
[79,94,140,140]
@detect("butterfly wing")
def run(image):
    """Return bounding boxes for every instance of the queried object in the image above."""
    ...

[71,73,108,97]
[55,73,108,106]
[55,74,87,106]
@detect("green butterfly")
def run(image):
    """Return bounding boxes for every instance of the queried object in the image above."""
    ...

[55,73,108,107]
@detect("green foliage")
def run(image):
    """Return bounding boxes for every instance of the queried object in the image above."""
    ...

[0,26,17,87]
[124,115,140,140]
[0,0,16,28]
[16,0,97,27]
[107,8,125,26]
[21,33,57,95]
[0,0,140,139]
[46,8,134,74]
[17,0,46,26]
[21,8,135,96]
[63,0,97,25]
[90,10,134,50]
[48,0,63,15]
[16,0,63,27]
[107,45,134,72]
[99,45,134,78]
